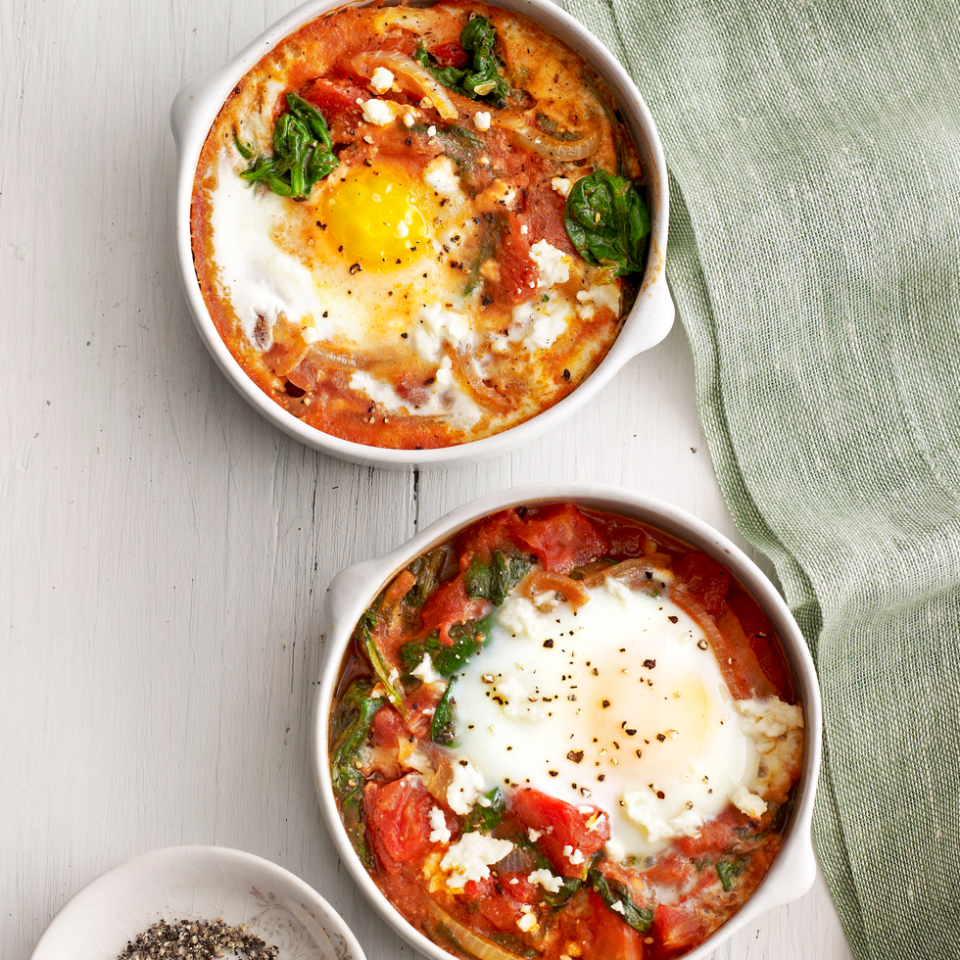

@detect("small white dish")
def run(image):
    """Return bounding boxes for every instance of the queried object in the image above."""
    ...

[29,845,365,960]
[312,482,822,960]
[170,0,674,469]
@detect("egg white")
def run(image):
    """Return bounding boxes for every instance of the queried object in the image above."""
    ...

[450,576,762,859]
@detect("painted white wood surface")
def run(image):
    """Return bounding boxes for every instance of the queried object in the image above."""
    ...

[0,0,853,958]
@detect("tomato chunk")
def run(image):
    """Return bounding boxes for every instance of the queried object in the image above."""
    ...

[418,573,490,645]
[653,903,709,955]
[461,874,539,932]
[363,775,433,874]
[490,213,538,306]
[510,789,610,878]
[301,77,367,117]
[673,552,730,616]
[431,40,469,68]
[585,891,645,960]
[515,504,609,575]
[726,586,795,700]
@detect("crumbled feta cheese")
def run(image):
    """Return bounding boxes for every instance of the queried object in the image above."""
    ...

[412,302,470,362]
[301,321,321,344]
[360,99,396,126]
[521,303,570,351]
[423,156,462,196]
[427,124,437,136]
[604,837,627,862]
[497,596,546,638]
[429,806,452,844]
[435,355,455,387]
[369,67,394,94]
[527,828,542,842]
[576,283,621,320]
[441,832,514,889]
[562,844,585,866]
[517,911,538,933]
[605,576,635,604]
[411,653,441,684]
[474,111,491,131]
[403,113,415,127]
[622,791,706,843]
[520,223,529,235]
[530,239,570,287]
[528,869,563,893]
[551,177,572,197]
[735,696,805,801]
[586,813,607,833]
[731,785,768,819]
[446,759,485,814]
[611,901,626,915]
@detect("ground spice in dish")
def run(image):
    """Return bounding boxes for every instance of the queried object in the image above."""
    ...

[118,918,279,959]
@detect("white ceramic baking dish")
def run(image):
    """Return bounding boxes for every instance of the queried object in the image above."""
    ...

[170,0,674,469]
[311,483,822,960]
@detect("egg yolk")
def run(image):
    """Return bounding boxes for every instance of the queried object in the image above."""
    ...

[321,164,431,271]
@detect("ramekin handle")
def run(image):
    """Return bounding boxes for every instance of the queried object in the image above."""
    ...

[620,276,676,357]
[170,72,221,149]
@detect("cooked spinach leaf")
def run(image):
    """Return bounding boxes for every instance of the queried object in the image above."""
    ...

[399,635,439,673]
[239,93,338,200]
[414,16,509,106]
[465,551,531,605]
[716,858,745,892]
[405,548,447,608]
[398,612,495,681]
[430,679,457,745]
[564,169,650,279]
[589,867,653,933]
[432,612,495,675]
[356,600,406,710]
[464,788,506,833]
[330,678,385,866]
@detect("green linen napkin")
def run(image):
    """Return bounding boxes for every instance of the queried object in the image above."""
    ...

[565,0,960,956]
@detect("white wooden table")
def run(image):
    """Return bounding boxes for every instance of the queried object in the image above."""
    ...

[0,1,853,958]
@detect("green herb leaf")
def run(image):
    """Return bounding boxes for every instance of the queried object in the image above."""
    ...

[405,548,448,608]
[398,634,441,674]
[431,612,495,675]
[589,868,653,933]
[238,92,338,200]
[716,858,744,892]
[459,17,509,103]
[356,601,407,712]
[413,17,508,106]
[430,679,457,745]
[464,788,506,832]
[465,551,531,606]
[564,170,650,279]
[329,679,386,866]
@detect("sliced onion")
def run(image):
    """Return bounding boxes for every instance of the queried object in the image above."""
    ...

[454,346,513,410]
[504,121,601,161]
[517,570,589,610]
[424,897,529,960]
[580,557,673,591]
[349,51,459,120]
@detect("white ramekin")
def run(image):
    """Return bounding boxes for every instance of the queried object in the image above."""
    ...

[311,483,822,960]
[170,0,674,468]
